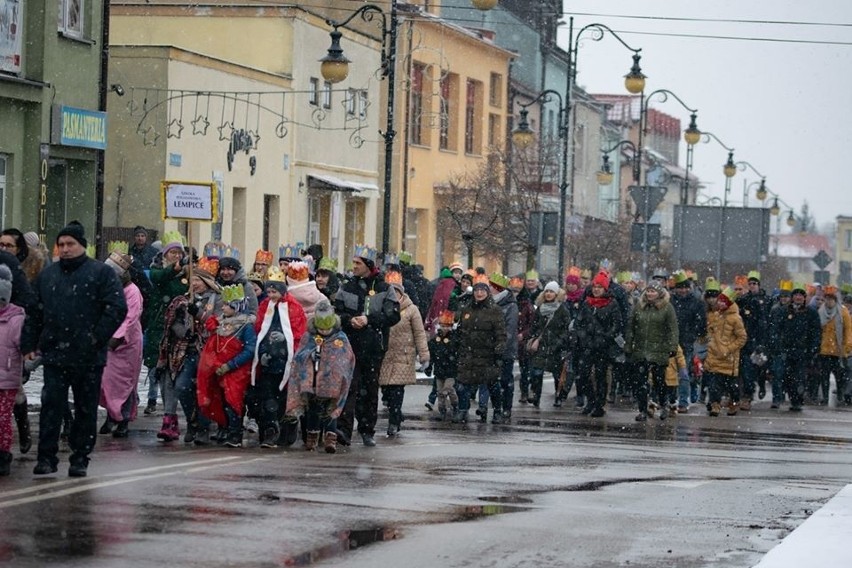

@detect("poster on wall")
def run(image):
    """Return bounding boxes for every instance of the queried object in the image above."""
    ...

[160,180,219,222]
[0,0,22,74]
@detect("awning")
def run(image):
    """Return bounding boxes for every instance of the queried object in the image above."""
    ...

[307,173,378,193]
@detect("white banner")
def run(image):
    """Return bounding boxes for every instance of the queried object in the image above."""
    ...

[160,181,218,221]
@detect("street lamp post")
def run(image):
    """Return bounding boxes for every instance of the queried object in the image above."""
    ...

[700,131,738,279]
[512,90,569,279]
[320,1,493,260]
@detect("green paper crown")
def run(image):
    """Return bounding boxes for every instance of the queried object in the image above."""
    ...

[398,251,413,265]
[161,230,185,247]
[317,257,338,272]
[108,241,129,254]
[221,284,246,304]
[489,272,510,289]
[86,244,97,258]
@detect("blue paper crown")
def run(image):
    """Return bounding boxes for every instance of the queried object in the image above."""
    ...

[202,242,239,260]
[278,243,303,261]
[383,252,400,266]
[353,244,377,262]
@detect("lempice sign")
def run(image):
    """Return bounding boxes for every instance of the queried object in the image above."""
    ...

[160,181,218,222]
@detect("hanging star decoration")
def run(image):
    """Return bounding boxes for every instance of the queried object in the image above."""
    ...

[217,121,234,142]
[167,118,184,139]
[141,126,161,146]
[191,114,210,135]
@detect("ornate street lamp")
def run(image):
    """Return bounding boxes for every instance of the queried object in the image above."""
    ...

[320,1,494,258]
[786,210,797,227]
[723,152,737,178]
[769,197,780,216]
[756,179,768,201]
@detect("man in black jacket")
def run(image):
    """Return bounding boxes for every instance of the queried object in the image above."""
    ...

[334,247,400,446]
[736,271,770,409]
[772,283,821,411]
[23,222,127,477]
[670,271,707,412]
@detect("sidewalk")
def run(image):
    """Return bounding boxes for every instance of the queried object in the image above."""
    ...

[754,484,852,568]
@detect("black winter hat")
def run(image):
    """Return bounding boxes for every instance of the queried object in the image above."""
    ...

[218,257,242,272]
[56,221,87,248]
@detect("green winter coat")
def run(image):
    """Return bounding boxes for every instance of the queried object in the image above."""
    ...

[143,264,190,367]
[456,296,506,385]
[625,288,679,366]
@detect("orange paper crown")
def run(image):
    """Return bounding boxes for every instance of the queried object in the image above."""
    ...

[567,266,581,277]
[197,256,219,275]
[286,261,311,282]
[438,310,455,326]
[473,274,490,286]
[254,249,273,264]
[734,274,748,288]
[824,285,839,297]
[508,276,524,290]
[384,271,403,286]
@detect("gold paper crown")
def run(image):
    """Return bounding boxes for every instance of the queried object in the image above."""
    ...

[108,241,129,254]
[779,279,793,292]
[247,271,265,283]
[161,230,185,247]
[278,243,302,260]
[221,284,246,304]
[254,249,273,264]
[266,266,286,282]
[197,256,219,275]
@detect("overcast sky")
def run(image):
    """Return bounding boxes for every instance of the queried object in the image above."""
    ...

[559,0,851,232]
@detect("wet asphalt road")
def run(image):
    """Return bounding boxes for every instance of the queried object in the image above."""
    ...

[2,383,852,568]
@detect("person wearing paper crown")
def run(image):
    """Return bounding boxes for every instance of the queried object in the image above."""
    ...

[196,283,257,447]
[424,310,461,422]
[286,299,355,453]
[286,261,326,319]
[98,252,144,440]
[315,256,341,301]
[378,270,430,437]
[699,286,747,417]
[669,269,707,413]
[214,248,259,317]
[734,270,770,410]
[425,263,462,336]
[277,243,302,273]
[141,229,188,417]
[23,220,127,477]
[813,285,852,406]
[769,282,820,412]
[333,244,401,447]
[155,265,221,445]
[250,266,307,448]
[252,249,274,280]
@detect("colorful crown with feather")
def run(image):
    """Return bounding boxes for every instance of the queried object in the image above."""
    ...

[266,266,286,282]
[278,243,303,261]
[221,284,246,304]
[108,241,129,254]
[353,244,377,262]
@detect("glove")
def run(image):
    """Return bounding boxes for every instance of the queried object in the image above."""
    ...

[215,364,230,377]
[269,331,285,343]
[260,353,272,366]
[108,337,123,351]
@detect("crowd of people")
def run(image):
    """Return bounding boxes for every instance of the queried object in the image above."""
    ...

[0,222,850,479]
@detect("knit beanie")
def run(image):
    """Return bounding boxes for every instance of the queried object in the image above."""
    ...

[0,264,12,304]
[544,281,560,293]
[56,221,87,248]
[23,232,40,249]
[266,280,287,295]
[218,257,242,272]
[592,271,610,289]
[565,274,581,287]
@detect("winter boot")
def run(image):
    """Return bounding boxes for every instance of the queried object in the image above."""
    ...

[13,402,31,454]
[183,421,197,444]
[305,430,320,451]
[260,423,280,448]
[112,420,130,438]
[518,391,528,404]
[0,451,12,476]
[279,419,300,447]
[739,398,751,411]
[709,402,721,417]
[98,417,114,435]
[727,402,739,416]
[430,409,447,422]
[659,406,669,421]
[143,399,157,415]
[193,427,210,445]
[224,428,243,448]
[324,431,338,454]
[156,414,180,442]
[491,411,504,425]
[450,407,461,423]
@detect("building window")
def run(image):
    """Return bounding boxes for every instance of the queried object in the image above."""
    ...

[322,81,332,109]
[358,90,368,119]
[846,229,852,250]
[409,63,426,145]
[309,77,319,106]
[346,89,357,116]
[345,89,368,118]
[487,113,500,149]
[489,72,502,107]
[58,0,84,39]
[464,79,482,155]
[2,0,23,74]
[439,73,458,151]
